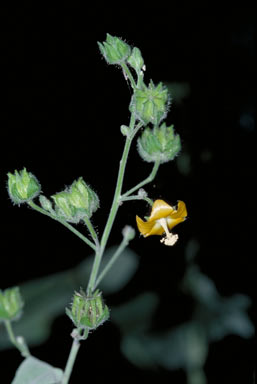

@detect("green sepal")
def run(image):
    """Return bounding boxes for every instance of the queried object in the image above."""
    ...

[66,290,109,331]
[130,81,169,125]
[127,47,144,74]
[137,123,181,163]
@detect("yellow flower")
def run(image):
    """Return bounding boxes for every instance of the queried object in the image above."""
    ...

[136,199,187,246]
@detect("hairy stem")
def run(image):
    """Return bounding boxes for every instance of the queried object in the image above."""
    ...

[4,320,30,358]
[28,201,96,251]
[86,115,137,294]
[83,216,99,247]
[121,195,153,206]
[121,159,160,199]
[121,62,137,89]
[62,338,81,384]
[94,236,129,289]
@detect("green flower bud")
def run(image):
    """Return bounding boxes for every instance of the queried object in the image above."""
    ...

[52,191,76,220]
[39,195,56,215]
[69,178,99,217]
[127,47,144,74]
[66,290,109,332]
[98,33,131,65]
[7,168,41,205]
[52,178,99,223]
[122,225,136,242]
[130,81,169,125]
[0,287,24,322]
[120,125,130,136]
[137,123,181,163]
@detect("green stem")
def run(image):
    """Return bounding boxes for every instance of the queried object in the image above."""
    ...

[4,320,30,358]
[62,338,81,384]
[28,201,96,251]
[87,115,137,294]
[94,236,129,289]
[121,62,137,89]
[83,216,99,247]
[121,159,160,199]
[121,195,153,206]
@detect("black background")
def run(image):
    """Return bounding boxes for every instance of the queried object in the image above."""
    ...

[1,6,255,384]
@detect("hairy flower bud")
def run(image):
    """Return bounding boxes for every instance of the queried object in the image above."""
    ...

[98,34,131,65]
[39,195,56,215]
[127,47,144,74]
[137,123,181,163]
[66,290,109,332]
[130,81,169,125]
[122,225,136,242]
[52,178,99,223]
[0,287,24,322]
[7,168,41,205]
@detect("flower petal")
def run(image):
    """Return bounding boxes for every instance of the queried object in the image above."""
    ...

[149,199,174,221]
[136,215,164,237]
[136,215,154,237]
[147,221,165,236]
[167,216,186,230]
[170,200,187,219]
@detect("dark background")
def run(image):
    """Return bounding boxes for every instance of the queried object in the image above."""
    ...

[1,6,255,384]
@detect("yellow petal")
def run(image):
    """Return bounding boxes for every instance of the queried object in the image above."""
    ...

[167,216,186,230]
[170,200,187,220]
[136,215,154,237]
[167,201,187,230]
[136,215,164,237]
[147,221,165,236]
[149,199,174,221]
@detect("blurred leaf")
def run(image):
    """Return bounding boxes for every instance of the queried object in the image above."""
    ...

[121,334,157,369]
[0,246,139,350]
[11,356,63,384]
[111,292,159,334]
[119,265,253,372]
[91,246,139,294]
[182,265,219,303]
[182,265,254,341]
[208,294,254,341]
[165,82,190,104]
[121,322,208,371]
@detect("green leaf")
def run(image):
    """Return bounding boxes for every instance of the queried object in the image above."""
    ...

[11,356,63,384]
[0,247,139,350]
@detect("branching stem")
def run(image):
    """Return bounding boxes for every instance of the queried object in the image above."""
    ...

[28,201,96,251]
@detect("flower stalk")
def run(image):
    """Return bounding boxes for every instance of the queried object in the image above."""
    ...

[62,337,81,384]
[28,201,96,251]
[87,114,137,294]
[4,320,30,358]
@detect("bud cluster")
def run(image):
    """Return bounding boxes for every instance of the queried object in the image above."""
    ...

[66,290,109,333]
